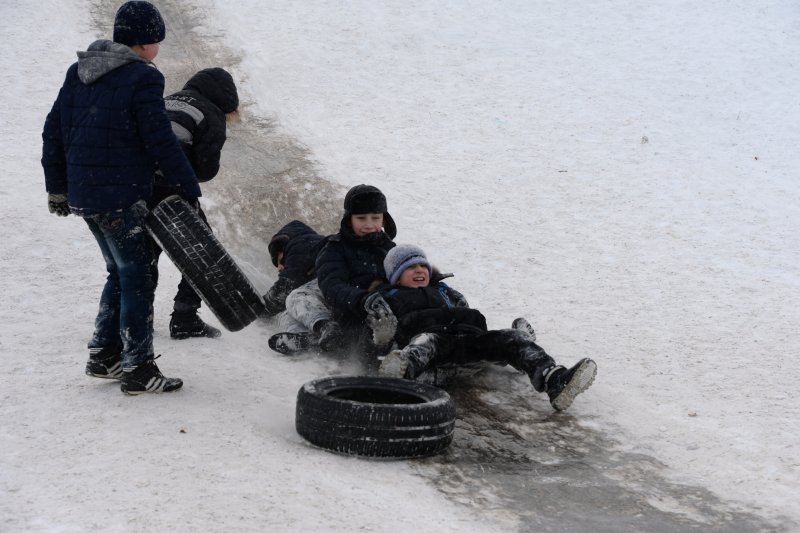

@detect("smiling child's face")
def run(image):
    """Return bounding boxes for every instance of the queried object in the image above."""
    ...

[350,213,384,237]
[397,263,430,288]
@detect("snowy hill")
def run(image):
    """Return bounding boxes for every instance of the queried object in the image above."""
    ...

[2,0,798,530]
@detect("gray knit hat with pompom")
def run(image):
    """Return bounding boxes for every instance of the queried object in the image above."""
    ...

[384,244,431,285]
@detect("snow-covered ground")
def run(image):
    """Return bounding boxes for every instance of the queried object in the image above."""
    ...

[2,0,799,530]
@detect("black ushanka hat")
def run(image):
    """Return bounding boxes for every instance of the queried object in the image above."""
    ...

[341,184,397,239]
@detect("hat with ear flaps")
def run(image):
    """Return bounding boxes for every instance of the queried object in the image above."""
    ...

[113,1,166,46]
[341,184,397,238]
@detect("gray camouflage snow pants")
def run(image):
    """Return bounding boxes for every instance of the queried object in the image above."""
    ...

[277,280,332,333]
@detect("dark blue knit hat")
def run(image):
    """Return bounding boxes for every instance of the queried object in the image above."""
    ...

[113,1,165,46]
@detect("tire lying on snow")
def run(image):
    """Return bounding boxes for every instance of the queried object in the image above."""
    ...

[146,195,266,332]
[296,376,457,459]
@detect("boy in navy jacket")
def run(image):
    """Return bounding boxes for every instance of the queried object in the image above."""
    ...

[41,1,199,395]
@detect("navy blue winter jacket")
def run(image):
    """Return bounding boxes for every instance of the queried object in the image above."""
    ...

[263,220,327,316]
[316,228,395,327]
[41,40,201,214]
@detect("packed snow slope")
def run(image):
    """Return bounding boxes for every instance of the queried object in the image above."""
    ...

[1,0,798,531]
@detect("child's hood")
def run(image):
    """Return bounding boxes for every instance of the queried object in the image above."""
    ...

[76,39,148,84]
[182,68,239,114]
[268,220,319,266]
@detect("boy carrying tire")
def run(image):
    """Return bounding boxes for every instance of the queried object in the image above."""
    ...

[150,67,240,340]
[41,1,199,394]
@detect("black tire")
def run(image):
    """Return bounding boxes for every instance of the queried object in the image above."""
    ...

[296,376,456,458]
[146,195,266,332]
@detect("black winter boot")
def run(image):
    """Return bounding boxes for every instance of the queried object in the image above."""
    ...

[120,358,183,395]
[544,358,597,411]
[85,346,123,380]
[510,339,554,392]
[378,349,411,378]
[379,333,437,379]
[268,332,312,355]
[315,320,346,352]
[512,317,536,341]
[170,311,221,340]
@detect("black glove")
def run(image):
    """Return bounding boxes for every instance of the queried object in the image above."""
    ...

[363,292,397,346]
[182,196,200,211]
[262,291,286,317]
[47,193,70,217]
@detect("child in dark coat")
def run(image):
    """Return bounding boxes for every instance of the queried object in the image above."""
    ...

[150,67,239,340]
[371,244,597,411]
[262,220,327,317]
[267,184,396,354]
[41,1,200,394]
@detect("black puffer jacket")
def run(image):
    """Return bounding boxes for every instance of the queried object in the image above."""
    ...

[164,68,238,183]
[262,220,327,316]
[316,229,396,327]
[378,277,486,347]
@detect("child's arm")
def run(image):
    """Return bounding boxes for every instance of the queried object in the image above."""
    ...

[315,241,369,318]
[189,114,225,182]
[41,69,72,196]
[133,68,201,200]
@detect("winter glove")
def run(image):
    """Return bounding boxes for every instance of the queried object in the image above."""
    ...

[182,196,200,211]
[363,292,397,347]
[47,193,70,217]
[262,277,297,317]
[262,290,286,317]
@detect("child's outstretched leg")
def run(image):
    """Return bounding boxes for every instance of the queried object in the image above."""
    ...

[378,333,438,379]
[484,329,597,411]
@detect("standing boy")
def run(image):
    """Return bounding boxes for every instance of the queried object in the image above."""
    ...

[41,1,200,395]
[372,244,597,411]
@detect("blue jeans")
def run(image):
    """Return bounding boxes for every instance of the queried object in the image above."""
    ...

[83,200,156,369]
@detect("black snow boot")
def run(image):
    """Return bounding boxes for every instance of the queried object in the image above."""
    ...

[315,320,346,352]
[379,333,437,380]
[85,346,123,380]
[512,317,536,341]
[120,358,183,395]
[268,332,312,355]
[169,311,221,340]
[378,349,411,378]
[544,358,597,411]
